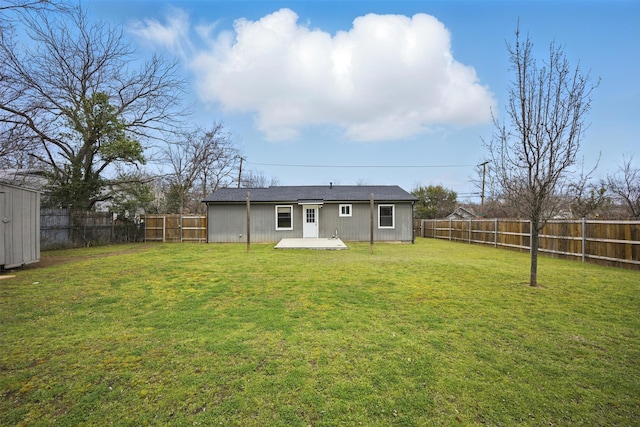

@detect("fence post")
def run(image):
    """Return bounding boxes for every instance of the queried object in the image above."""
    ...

[449,218,452,241]
[494,218,498,247]
[582,218,586,263]
[370,193,374,254]
[468,219,472,244]
[246,191,251,252]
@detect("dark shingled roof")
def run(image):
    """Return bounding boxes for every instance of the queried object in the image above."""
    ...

[203,185,417,203]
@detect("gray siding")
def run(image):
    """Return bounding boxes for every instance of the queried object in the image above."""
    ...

[0,183,40,269]
[207,204,245,243]
[208,203,305,243]
[320,202,413,242]
[207,201,414,243]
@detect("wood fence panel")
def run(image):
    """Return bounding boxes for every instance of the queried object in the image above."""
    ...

[451,220,464,241]
[182,216,207,242]
[415,218,639,270]
[471,220,495,245]
[141,214,206,243]
[586,221,606,263]
[433,220,448,239]
[164,215,182,242]
[606,222,618,260]
[540,221,582,260]
[143,216,165,241]
[41,208,71,249]
[626,222,639,262]
[71,211,113,246]
[40,209,142,248]
[496,220,529,251]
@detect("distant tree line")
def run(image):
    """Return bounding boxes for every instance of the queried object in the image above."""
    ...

[468,154,639,221]
[414,156,639,221]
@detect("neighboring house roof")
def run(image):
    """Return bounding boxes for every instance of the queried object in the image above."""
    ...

[0,169,47,191]
[203,185,417,203]
[447,206,478,220]
[0,180,41,193]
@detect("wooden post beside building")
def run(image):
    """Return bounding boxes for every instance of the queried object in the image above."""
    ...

[246,191,251,252]
[370,193,374,254]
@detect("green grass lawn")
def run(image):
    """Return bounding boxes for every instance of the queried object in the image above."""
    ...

[1,239,638,426]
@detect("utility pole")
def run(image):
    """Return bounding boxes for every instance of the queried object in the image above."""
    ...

[237,157,244,188]
[479,161,490,216]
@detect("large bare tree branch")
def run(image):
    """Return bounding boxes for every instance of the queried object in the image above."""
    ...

[0,5,186,209]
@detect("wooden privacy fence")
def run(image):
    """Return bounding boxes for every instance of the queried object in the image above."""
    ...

[415,218,640,270]
[141,215,207,242]
[41,209,143,249]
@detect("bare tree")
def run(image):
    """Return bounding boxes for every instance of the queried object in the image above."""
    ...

[0,125,39,169]
[0,0,71,168]
[606,155,640,218]
[470,160,518,218]
[200,126,242,197]
[163,124,240,214]
[0,6,185,209]
[567,158,608,219]
[240,170,280,188]
[485,27,597,286]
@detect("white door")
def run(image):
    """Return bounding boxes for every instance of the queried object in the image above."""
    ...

[302,206,319,238]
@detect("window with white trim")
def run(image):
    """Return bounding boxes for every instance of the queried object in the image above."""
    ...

[378,204,395,229]
[275,205,293,230]
[339,204,352,217]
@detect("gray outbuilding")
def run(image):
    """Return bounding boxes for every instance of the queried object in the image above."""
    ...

[203,185,417,244]
[0,182,40,270]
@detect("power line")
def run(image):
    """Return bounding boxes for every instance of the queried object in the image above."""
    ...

[246,161,474,169]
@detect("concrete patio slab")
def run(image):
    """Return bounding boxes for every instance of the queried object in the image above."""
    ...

[274,238,348,250]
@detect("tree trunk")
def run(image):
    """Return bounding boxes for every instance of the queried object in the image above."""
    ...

[529,224,539,287]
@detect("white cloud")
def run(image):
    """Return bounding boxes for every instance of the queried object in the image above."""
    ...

[129,7,192,58]
[134,8,496,142]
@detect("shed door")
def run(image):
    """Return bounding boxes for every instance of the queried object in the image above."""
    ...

[302,206,319,238]
[0,192,5,266]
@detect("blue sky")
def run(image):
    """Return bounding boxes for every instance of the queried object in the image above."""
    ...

[84,0,639,201]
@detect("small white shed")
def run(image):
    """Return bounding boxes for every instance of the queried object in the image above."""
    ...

[0,182,40,270]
